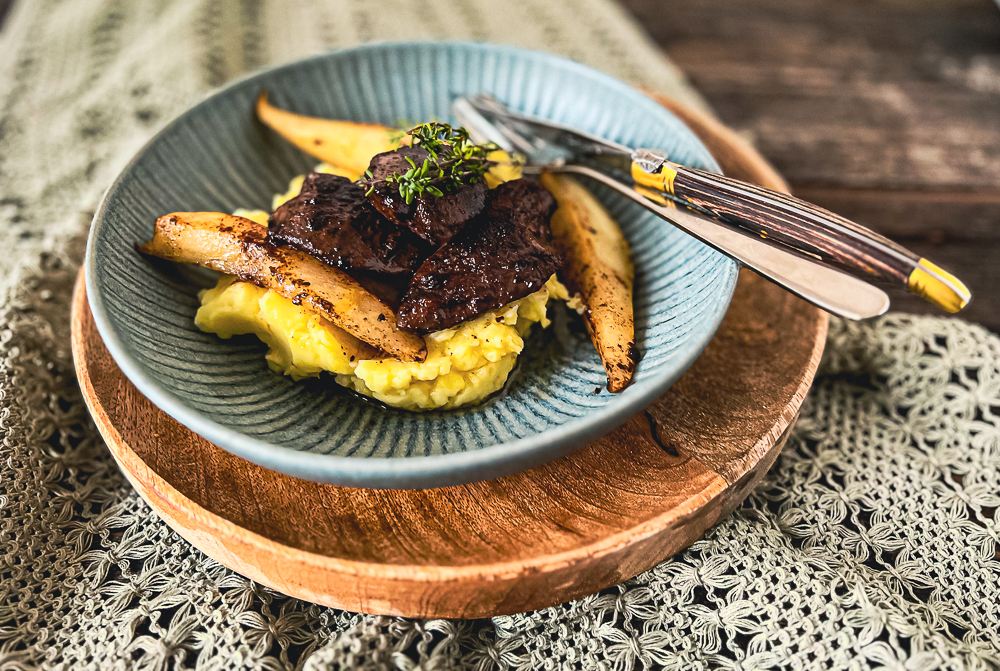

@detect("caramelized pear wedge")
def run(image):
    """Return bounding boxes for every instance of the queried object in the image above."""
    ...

[540,174,636,392]
[139,212,426,362]
[255,92,400,176]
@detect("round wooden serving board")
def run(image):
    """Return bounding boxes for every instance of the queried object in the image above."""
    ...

[72,95,827,619]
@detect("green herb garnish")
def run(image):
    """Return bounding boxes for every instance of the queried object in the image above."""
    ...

[363,122,498,204]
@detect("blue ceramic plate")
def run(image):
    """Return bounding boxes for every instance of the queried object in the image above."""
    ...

[86,42,738,488]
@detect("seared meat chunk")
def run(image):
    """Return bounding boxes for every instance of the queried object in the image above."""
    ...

[268,172,428,278]
[397,179,562,333]
[366,146,488,247]
[484,178,557,244]
[411,181,487,247]
[365,146,426,222]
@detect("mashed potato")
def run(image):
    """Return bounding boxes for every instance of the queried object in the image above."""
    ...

[200,155,558,412]
[195,275,368,379]
[341,274,565,410]
[197,273,568,411]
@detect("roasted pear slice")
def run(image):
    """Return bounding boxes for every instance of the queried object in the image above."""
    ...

[255,92,400,176]
[540,173,636,392]
[138,212,426,362]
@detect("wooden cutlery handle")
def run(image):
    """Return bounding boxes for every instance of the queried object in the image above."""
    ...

[631,161,970,313]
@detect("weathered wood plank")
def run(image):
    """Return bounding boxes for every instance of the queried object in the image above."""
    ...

[624,0,1000,187]
[625,0,1000,185]
[791,186,1000,242]
[623,0,1000,331]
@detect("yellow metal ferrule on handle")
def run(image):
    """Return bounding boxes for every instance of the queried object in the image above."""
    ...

[631,161,678,195]
[908,259,970,313]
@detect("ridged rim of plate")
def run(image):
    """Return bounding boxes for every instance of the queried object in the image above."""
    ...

[86,41,738,488]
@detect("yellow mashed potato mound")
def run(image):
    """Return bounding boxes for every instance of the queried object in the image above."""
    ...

[197,274,568,411]
[201,154,553,412]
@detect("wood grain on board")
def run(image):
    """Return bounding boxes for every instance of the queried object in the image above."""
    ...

[72,95,827,618]
[624,0,1000,330]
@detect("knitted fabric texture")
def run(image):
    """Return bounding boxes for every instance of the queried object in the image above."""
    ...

[2,1,998,669]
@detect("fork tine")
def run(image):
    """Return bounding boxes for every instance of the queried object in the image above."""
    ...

[452,97,515,150]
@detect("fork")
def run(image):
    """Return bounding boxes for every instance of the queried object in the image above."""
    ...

[452,95,969,321]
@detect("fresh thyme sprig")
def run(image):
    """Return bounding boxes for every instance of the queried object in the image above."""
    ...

[363,122,499,205]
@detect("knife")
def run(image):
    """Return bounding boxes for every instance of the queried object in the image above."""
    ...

[454,94,969,317]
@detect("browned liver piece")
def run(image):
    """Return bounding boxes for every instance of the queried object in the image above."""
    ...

[268,172,429,278]
[366,146,488,247]
[396,179,562,333]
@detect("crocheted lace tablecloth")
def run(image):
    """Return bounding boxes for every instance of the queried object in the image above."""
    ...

[2,1,998,669]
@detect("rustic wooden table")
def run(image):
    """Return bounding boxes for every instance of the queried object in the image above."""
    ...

[622,0,1000,331]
